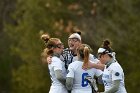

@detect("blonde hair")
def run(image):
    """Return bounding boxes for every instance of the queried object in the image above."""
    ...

[77,44,90,68]
[41,34,61,63]
[41,33,50,43]
[41,48,52,63]
[83,46,90,68]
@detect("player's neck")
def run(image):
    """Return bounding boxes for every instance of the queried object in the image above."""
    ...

[77,57,83,62]
[53,53,60,58]
[105,58,114,68]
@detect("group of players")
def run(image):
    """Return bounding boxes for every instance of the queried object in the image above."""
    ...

[41,30,127,93]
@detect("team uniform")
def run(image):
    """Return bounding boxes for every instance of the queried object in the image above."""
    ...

[48,56,68,93]
[102,61,127,93]
[61,48,99,70]
[66,60,102,93]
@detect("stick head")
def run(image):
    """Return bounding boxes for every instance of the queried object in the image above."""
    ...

[85,75,92,83]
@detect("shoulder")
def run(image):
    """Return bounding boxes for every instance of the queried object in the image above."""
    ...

[52,56,59,60]
[69,61,79,65]
[111,62,123,72]
[111,62,122,68]
[52,56,61,62]
[72,56,78,61]
[69,61,81,68]
[51,57,63,68]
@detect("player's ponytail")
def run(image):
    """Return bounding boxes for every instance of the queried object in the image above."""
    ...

[98,39,114,58]
[76,31,81,36]
[83,46,90,68]
[102,39,112,52]
[41,33,50,44]
[77,44,91,68]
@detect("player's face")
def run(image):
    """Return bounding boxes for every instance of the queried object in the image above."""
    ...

[54,40,64,54]
[98,54,107,64]
[68,38,81,52]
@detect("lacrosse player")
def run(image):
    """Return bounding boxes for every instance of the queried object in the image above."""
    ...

[66,44,102,93]
[97,39,127,93]
[41,35,68,93]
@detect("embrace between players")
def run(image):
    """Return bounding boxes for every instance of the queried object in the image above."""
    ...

[41,30,127,93]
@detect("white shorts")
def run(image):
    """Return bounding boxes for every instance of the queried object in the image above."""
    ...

[72,89,92,93]
[49,85,68,93]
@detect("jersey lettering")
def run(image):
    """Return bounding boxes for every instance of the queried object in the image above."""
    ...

[103,80,108,86]
[81,73,89,87]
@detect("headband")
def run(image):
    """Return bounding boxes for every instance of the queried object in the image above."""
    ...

[69,33,81,41]
[98,48,116,60]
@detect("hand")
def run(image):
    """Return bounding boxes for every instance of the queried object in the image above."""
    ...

[47,56,52,64]
[97,60,102,64]
[85,76,98,91]
[85,76,92,83]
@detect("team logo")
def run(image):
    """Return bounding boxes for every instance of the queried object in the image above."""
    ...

[115,72,120,76]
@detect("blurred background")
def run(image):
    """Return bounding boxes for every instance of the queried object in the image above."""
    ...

[0,0,140,93]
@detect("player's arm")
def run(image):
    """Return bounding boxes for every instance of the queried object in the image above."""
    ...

[66,63,74,90]
[82,61,105,71]
[95,68,103,84]
[55,70,66,85]
[89,62,105,71]
[53,57,66,85]
[103,80,120,93]
[66,77,73,90]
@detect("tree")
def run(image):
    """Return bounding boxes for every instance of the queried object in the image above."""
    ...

[2,0,140,92]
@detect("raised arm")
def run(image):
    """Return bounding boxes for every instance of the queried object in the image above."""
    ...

[89,62,105,71]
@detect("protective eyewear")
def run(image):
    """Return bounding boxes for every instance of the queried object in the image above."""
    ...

[55,43,64,48]
[68,38,79,42]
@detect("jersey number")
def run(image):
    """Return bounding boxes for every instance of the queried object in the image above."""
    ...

[81,73,89,87]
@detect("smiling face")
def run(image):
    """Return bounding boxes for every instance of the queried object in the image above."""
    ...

[68,38,81,53]
[98,53,110,64]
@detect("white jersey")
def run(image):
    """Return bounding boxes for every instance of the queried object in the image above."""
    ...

[60,48,98,70]
[73,54,99,64]
[67,60,102,93]
[102,62,127,93]
[48,56,68,93]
